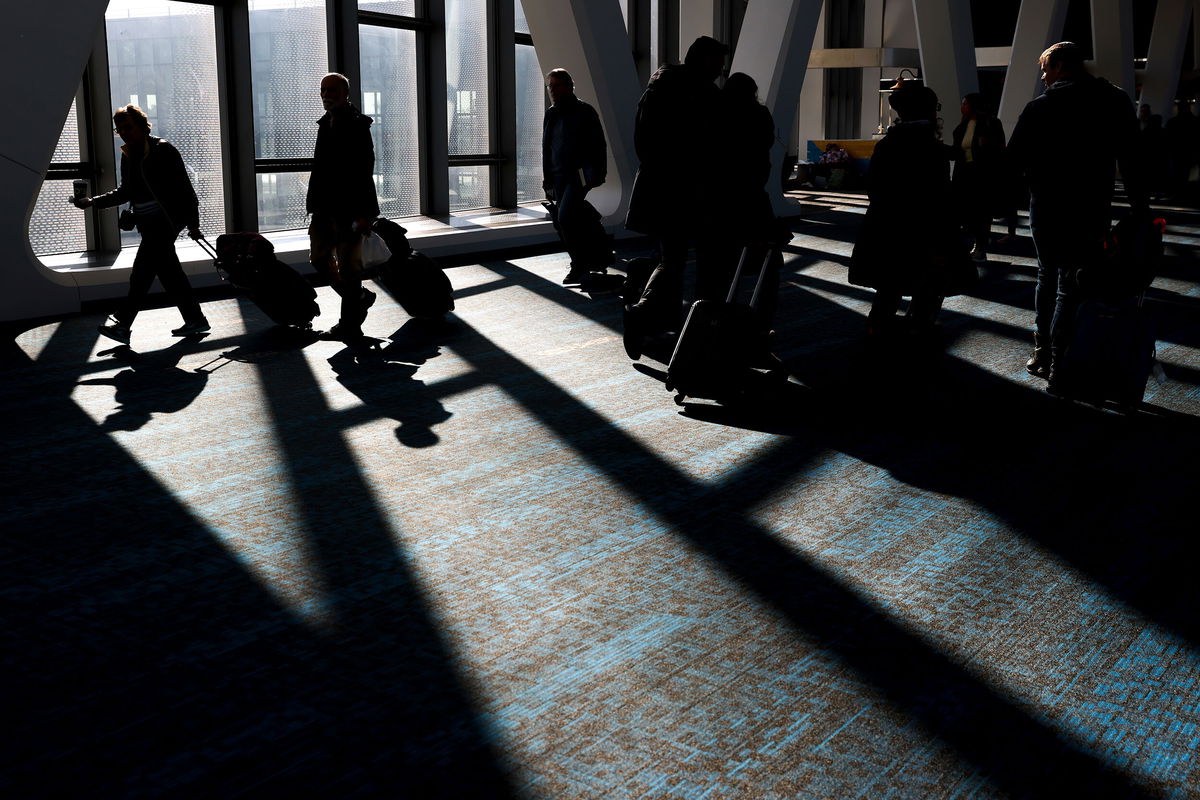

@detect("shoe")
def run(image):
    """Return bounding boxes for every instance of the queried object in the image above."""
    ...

[563,266,590,285]
[97,317,132,345]
[171,319,211,336]
[970,244,988,262]
[1026,333,1050,379]
[318,323,363,341]
[360,288,377,312]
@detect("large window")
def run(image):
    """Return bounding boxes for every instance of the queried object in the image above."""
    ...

[29,0,554,257]
[360,18,422,219]
[105,0,225,245]
[249,0,328,231]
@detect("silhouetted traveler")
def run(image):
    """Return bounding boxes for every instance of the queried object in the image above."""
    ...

[624,35,729,357]
[1165,100,1199,201]
[850,82,973,338]
[951,93,1008,262]
[1008,42,1147,385]
[1136,104,1168,197]
[715,72,781,328]
[308,72,380,342]
[541,68,609,284]
[74,104,208,344]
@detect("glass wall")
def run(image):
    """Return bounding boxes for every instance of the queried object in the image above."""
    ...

[514,39,545,204]
[360,24,421,219]
[249,0,328,231]
[29,103,87,256]
[447,0,491,211]
[104,0,225,245]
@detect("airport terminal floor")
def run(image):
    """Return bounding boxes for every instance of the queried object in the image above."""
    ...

[4,190,1200,798]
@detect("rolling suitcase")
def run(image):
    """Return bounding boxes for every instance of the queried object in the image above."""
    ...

[201,233,319,328]
[370,219,455,320]
[1055,296,1155,410]
[665,247,776,406]
[543,198,616,272]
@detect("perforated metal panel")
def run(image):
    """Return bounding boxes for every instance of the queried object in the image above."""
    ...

[256,172,311,234]
[446,0,491,156]
[358,0,416,16]
[105,1,226,243]
[515,0,529,35]
[51,100,81,164]
[515,44,545,204]
[29,181,88,257]
[361,25,421,219]
[449,165,491,211]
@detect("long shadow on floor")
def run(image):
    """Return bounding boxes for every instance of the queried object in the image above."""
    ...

[1,318,515,797]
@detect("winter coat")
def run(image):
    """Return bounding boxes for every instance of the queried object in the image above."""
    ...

[306,103,380,221]
[542,96,608,186]
[92,136,199,230]
[625,64,721,236]
[951,114,1011,221]
[1007,74,1145,223]
[717,97,776,240]
[849,121,974,295]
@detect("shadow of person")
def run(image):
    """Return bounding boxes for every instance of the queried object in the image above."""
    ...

[327,347,452,448]
[77,340,208,431]
[378,317,457,365]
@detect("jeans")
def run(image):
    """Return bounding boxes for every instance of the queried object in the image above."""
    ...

[1029,210,1107,364]
[115,212,203,327]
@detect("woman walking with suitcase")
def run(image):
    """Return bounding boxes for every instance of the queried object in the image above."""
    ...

[73,104,209,344]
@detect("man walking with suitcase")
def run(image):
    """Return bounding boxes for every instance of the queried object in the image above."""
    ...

[1008,42,1148,392]
[308,72,380,341]
[542,68,610,285]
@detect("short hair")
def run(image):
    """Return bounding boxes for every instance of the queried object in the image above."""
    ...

[684,35,729,67]
[112,104,151,131]
[723,72,758,102]
[962,92,991,115]
[889,83,938,122]
[1040,42,1084,72]
[322,72,350,91]
[545,68,573,88]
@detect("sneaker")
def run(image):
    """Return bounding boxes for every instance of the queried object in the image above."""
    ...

[98,317,132,345]
[318,323,363,342]
[171,319,211,336]
[360,288,377,312]
[563,266,590,285]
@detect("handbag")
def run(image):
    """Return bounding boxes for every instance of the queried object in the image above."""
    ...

[360,230,392,270]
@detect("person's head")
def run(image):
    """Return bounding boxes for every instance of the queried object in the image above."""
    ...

[1039,42,1085,87]
[1139,103,1151,120]
[112,104,151,146]
[684,35,729,83]
[960,92,986,118]
[546,68,574,105]
[888,82,938,123]
[320,72,351,111]
[722,72,758,104]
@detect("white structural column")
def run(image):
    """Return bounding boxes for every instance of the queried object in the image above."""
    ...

[1139,0,1195,117]
[0,0,108,321]
[730,0,825,215]
[1091,0,1136,97]
[520,0,642,221]
[998,0,1069,136]
[795,3,828,161]
[911,0,978,142]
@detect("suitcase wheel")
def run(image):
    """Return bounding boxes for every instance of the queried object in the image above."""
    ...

[673,393,686,406]
[664,381,674,392]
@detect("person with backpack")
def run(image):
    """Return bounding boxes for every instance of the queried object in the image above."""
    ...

[73,104,209,344]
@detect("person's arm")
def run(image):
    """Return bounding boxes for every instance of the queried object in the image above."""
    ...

[162,143,202,234]
[1113,92,1151,216]
[352,118,380,230]
[584,104,607,188]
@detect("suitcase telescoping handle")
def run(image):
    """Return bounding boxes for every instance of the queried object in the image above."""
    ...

[194,236,225,280]
[725,246,776,309]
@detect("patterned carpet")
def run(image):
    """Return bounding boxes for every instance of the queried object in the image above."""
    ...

[3,195,1199,798]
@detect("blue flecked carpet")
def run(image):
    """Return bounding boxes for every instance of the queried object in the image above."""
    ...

[3,195,1199,799]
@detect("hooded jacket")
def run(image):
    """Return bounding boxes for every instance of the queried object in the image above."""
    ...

[306,102,380,220]
[92,136,200,230]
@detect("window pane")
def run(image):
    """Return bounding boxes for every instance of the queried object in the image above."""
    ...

[449,165,490,211]
[105,0,225,243]
[250,0,327,230]
[361,25,421,218]
[446,0,490,156]
[515,44,545,204]
[515,0,529,35]
[52,100,82,164]
[358,0,416,16]
[30,181,88,257]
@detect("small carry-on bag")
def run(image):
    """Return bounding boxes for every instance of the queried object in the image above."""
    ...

[370,218,455,320]
[1054,215,1166,410]
[200,233,319,328]
[665,247,776,406]
[543,198,616,272]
